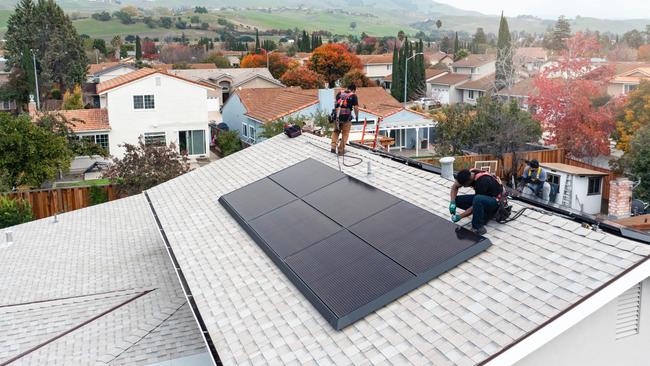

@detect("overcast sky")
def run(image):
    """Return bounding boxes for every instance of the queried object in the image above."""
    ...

[434,0,650,20]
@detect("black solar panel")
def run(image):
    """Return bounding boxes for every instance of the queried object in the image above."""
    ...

[219,158,491,330]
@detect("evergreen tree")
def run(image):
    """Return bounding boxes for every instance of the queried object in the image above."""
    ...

[5,0,88,103]
[255,28,260,51]
[440,36,451,53]
[495,12,514,90]
[390,42,402,101]
[135,35,142,60]
[453,32,459,59]
[472,27,487,53]
[551,16,571,51]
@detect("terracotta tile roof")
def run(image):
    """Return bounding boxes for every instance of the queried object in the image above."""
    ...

[352,87,404,117]
[56,109,110,132]
[611,62,650,75]
[236,87,319,123]
[514,47,547,63]
[427,72,471,86]
[358,54,393,65]
[457,73,495,91]
[96,68,215,94]
[452,54,496,68]
[88,62,120,75]
[497,78,538,97]
[152,63,218,71]
[425,51,452,63]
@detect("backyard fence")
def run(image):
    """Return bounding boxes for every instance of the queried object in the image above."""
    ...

[4,185,119,220]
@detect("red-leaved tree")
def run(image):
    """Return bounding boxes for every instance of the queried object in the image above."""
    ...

[530,33,616,158]
[240,51,290,79]
[280,66,326,89]
[308,43,363,87]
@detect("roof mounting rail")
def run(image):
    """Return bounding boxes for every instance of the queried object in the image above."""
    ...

[348,142,650,245]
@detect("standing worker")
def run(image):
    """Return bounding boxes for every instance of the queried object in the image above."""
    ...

[522,159,547,198]
[449,169,503,235]
[331,84,359,155]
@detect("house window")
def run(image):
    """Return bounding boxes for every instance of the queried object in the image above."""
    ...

[478,91,484,98]
[1,100,10,110]
[178,130,206,155]
[387,64,391,70]
[242,123,248,137]
[468,90,475,99]
[133,95,155,109]
[547,173,561,186]
[624,84,638,93]
[248,125,256,142]
[80,134,110,153]
[144,132,166,146]
[587,177,602,195]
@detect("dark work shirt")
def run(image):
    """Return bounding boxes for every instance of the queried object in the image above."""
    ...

[335,91,359,109]
[472,174,502,197]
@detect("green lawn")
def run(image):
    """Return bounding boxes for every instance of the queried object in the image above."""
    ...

[54,179,111,188]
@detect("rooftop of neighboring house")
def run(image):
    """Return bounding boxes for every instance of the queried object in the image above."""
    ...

[451,53,496,68]
[426,50,453,63]
[168,67,282,88]
[496,77,538,98]
[457,73,496,91]
[151,63,218,71]
[55,109,111,132]
[427,72,471,86]
[0,195,210,365]
[235,87,319,123]
[610,66,650,84]
[142,133,650,365]
[358,53,393,65]
[87,62,135,76]
[352,86,409,117]
[514,47,548,63]
[541,162,610,176]
[95,68,215,94]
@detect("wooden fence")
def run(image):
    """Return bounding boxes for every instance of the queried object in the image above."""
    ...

[4,185,119,220]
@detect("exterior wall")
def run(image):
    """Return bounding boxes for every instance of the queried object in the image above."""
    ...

[453,62,495,80]
[429,84,451,104]
[607,83,625,97]
[460,89,486,105]
[572,175,603,214]
[454,66,474,75]
[364,63,392,79]
[237,78,282,89]
[104,74,211,159]
[517,278,650,366]
[96,66,136,83]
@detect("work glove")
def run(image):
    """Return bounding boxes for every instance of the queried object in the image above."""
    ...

[451,214,462,223]
[449,201,456,215]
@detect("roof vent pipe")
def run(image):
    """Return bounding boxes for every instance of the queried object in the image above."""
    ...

[440,157,455,181]
[4,231,13,245]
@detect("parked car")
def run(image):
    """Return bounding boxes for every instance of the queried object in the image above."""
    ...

[414,97,440,109]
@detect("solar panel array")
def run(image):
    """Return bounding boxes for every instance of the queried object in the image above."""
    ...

[219,158,491,330]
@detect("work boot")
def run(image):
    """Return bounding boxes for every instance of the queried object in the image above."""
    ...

[330,148,336,154]
[472,227,487,235]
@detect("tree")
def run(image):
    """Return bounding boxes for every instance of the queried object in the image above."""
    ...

[255,28,260,51]
[260,115,307,139]
[472,27,487,53]
[619,124,650,202]
[261,39,277,51]
[0,113,72,188]
[194,6,208,14]
[241,52,290,79]
[622,29,645,49]
[495,13,514,90]
[91,11,111,21]
[530,33,615,158]
[160,17,172,29]
[638,45,650,61]
[204,52,231,68]
[216,131,241,156]
[350,22,357,30]
[190,15,200,24]
[390,42,402,101]
[453,32,460,57]
[113,10,133,24]
[341,69,372,88]
[62,84,83,109]
[0,197,33,228]
[103,137,190,196]
[5,0,88,103]
[550,16,572,51]
[614,80,650,152]
[436,19,442,29]
[92,38,107,56]
[440,36,451,53]
[280,67,326,89]
[308,44,362,87]
[135,35,142,60]
[432,103,479,155]
[111,35,122,59]
[35,113,107,157]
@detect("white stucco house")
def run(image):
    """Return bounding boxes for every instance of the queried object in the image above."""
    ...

[358,54,393,84]
[451,53,496,80]
[84,62,137,107]
[427,72,471,105]
[607,66,650,97]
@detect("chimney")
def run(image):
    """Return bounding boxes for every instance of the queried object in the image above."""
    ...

[608,178,633,219]
[27,94,37,118]
[440,157,455,181]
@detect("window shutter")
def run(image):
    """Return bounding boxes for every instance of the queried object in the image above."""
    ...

[616,282,642,340]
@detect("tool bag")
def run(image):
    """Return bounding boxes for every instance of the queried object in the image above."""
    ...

[283,124,302,138]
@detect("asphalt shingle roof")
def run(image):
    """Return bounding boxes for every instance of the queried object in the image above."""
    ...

[145,133,650,365]
[0,195,209,365]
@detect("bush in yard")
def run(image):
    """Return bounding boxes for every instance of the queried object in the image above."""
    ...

[88,185,108,206]
[103,137,190,195]
[0,197,33,228]
[216,130,242,156]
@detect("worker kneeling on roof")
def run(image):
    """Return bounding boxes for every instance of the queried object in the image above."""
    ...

[449,169,503,235]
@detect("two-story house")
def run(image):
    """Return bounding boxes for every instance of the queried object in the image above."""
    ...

[84,62,137,107]
[358,54,394,85]
[451,54,496,80]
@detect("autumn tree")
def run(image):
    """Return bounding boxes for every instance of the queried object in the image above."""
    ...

[240,51,290,79]
[341,69,372,88]
[103,137,190,195]
[62,84,83,110]
[280,67,325,89]
[204,51,231,68]
[530,33,615,158]
[308,43,362,87]
[614,80,650,152]
[638,45,650,61]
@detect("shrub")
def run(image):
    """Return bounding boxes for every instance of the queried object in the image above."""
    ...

[216,130,242,156]
[0,197,33,229]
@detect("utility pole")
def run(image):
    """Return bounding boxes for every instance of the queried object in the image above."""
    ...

[30,49,40,111]
[404,52,423,106]
[95,49,100,64]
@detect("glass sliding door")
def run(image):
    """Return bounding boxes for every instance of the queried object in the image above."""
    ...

[178,130,206,155]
